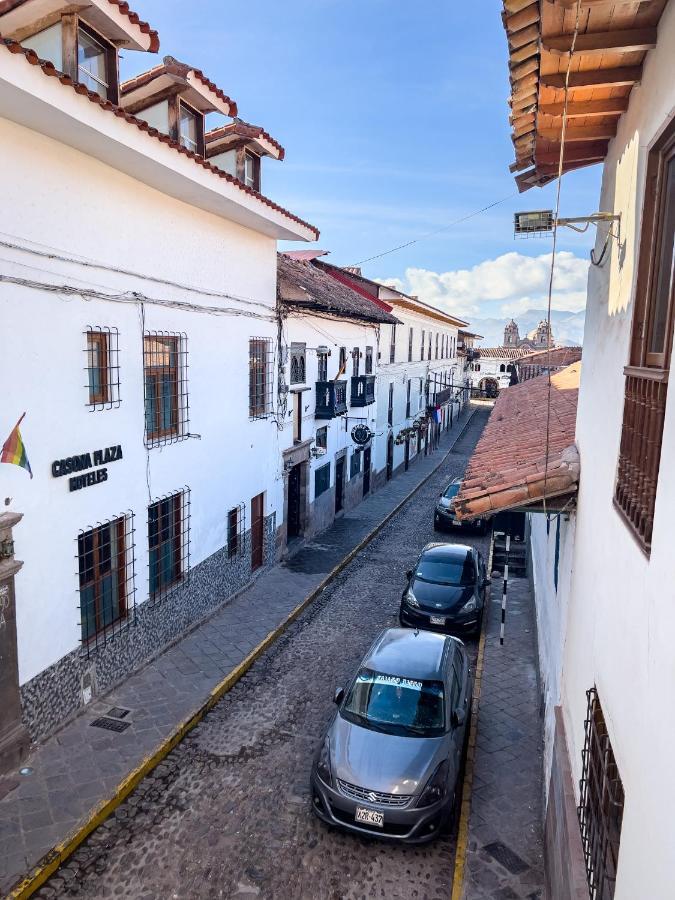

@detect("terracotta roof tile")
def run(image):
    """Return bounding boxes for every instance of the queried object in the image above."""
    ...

[476,347,534,359]
[120,55,237,115]
[0,37,319,239]
[517,346,582,367]
[454,362,581,519]
[278,254,398,326]
[0,0,160,52]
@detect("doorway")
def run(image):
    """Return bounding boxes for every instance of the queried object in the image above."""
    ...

[251,493,264,570]
[386,434,394,480]
[363,447,371,497]
[287,464,302,539]
[404,437,410,471]
[335,457,345,513]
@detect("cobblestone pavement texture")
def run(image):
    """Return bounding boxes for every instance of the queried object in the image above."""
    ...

[0,405,478,896]
[463,576,545,899]
[31,409,493,900]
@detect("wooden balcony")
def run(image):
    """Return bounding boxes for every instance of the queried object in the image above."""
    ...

[350,374,375,407]
[315,380,348,419]
[614,368,668,552]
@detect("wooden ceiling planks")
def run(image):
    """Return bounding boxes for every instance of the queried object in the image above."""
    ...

[501,0,668,191]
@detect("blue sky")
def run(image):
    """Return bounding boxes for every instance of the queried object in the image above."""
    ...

[121,1,602,337]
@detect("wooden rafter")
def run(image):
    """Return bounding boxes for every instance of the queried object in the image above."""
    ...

[541,65,642,89]
[550,0,656,8]
[543,27,657,55]
[503,4,539,33]
[535,141,610,164]
[539,97,630,118]
[539,123,617,141]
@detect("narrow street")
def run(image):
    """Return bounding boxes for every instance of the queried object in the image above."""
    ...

[39,410,491,900]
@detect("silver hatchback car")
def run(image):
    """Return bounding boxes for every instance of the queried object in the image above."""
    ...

[310,627,472,843]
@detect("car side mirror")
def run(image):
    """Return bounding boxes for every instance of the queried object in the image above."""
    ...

[452,707,466,728]
[406,569,413,579]
[334,687,344,706]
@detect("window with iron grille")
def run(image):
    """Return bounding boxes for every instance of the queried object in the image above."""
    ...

[249,337,273,419]
[315,462,330,498]
[350,450,361,478]
[85,327,120,409]
[615,117,675,553]
[408,327,413,362]
[421,330,425,361]
[143,332,189,446]
[316,426,328,449]
[290,343,306,384]
[406,379,411,418]
[435,333,439,359]
[578,688,624,900]
[388,382,394,426]
[317,350,328,382]
[148,488,190,603]
[352,346,360,376]
[428,331,432,359]
[227,502,246,559]
[389,325,396,363]
[365,346,373,374]
[78,512,135,654]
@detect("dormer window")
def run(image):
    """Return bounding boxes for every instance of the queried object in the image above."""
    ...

[77,27,110,99]
[179,102,199,153]
[205,121,284,195]
[244,151,260,191]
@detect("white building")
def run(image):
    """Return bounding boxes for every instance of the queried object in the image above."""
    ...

[276,253,398,548]
[309,264,469,485]
[468,347,530,396]
[0,0,316,745]
[462,3,675,898]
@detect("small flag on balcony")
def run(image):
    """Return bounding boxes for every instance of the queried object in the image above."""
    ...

[433,406,442,424]
[1,413,33,478]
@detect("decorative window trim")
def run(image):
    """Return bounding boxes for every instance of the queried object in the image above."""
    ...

[77,511,136,657]
[290,343,307,385]
[365,346,373,375]
[227,502,246,559]
[578,687,624,900]
[317,350,328,382]
[85,326,121,409]
[249,337,274,420]
[148,487,191,605]
[143,331,190,447]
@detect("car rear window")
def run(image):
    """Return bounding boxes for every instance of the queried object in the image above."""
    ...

[443,483,460,499]
[415,553,475,586]
[341,669,445,738]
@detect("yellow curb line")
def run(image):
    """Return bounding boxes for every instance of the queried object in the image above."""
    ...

[8,409,478,900]
[450,531,494,900]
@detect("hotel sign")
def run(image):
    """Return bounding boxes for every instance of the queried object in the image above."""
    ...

[51,445,123,492]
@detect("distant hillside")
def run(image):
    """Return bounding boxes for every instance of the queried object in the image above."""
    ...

[472,309,585,348]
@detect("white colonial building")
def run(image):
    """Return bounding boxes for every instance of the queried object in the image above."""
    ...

[0,0,316,747]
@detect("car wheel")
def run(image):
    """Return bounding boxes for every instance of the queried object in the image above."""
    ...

[441,786,460,835]
[472,611,484,639]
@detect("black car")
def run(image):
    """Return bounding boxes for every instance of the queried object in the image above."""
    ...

[434,478,488,534]
[399,543,490,637]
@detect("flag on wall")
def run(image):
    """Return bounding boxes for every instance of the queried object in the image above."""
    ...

[433,406,442,424]
[1,413,32,478]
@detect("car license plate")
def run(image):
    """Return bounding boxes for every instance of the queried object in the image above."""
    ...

[355,807,384,828]
[430,615,445,625]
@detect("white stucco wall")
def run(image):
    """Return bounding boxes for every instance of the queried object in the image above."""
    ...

[0,115,284,685]
[554,5,675,896]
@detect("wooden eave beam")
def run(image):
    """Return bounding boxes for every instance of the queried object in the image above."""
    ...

[539,123,617,141]
[543,27,657,56]
[551,0,656,8]
[511,72,538,94]
[504,0,537,13]
[508,23,540,49]
[539,97,630,118]
[541,66,642,89]
[504,4,539,32]
[535,140,609,164]
[510,40,539,65]
[510,158,533,173]
[510,57,539,81]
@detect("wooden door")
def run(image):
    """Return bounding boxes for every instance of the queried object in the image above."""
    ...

[363,447,371,497]
[335,457,345,513]
[251,493,264,570]
[287,465,302,538]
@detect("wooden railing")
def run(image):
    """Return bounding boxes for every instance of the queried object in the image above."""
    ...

[614,368,668,551]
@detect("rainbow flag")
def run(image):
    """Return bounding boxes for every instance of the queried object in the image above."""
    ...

[1,413,32,478]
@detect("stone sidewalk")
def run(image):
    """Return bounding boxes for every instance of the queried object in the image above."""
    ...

[462,573,545,899]
[0,404,477,897]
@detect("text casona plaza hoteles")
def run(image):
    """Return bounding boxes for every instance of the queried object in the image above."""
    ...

[51,445,123,492]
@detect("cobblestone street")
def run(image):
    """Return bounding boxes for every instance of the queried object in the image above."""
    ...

[36,411,490,900]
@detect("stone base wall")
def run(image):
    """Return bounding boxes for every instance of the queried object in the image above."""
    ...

[544,707,588,900]
[20,514,276,742]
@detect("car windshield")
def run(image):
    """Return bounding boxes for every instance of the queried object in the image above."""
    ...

[341,668,445,738]
[415,554,475,586]
[443,483,460,499]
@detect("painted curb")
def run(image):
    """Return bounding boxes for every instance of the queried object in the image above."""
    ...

[8,407,479,900]
[450,531,494,900]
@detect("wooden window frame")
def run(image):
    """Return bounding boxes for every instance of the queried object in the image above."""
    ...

[177,99,205,157]
[87,330,109,405]
[144,334,180,443]
[62,17,119,104]
[148,490,190,601]
[249,337,273,419]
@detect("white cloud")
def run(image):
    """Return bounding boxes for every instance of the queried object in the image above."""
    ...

[380,251,590,319]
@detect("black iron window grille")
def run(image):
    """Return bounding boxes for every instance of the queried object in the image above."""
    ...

[421,330,425,360]
[143,332,189,447]
[250,337,273,419]
[388,382,394,426]
[315,462,331,497]
[316,426,328,449]
[290,343,306,384]
[389,325,396,363]
[578,687,624,900]
[365,346,373,374]
[352,347,360,377]
[85,327,121,409]
[317,351,328,382]
[435,333,439,359]
[77,512,136,656]
[408,328,413,362]
[406,380,411,418]
[428,332,432,359]
[227,502,246,559]
[148,488,191,604]
[350,450,361,478]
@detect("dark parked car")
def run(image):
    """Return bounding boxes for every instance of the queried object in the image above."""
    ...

[311,627,472,843]
[399,543,489,637]
[434,477,488,534]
